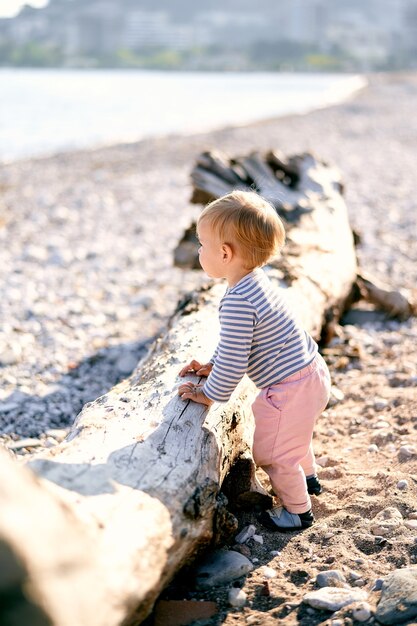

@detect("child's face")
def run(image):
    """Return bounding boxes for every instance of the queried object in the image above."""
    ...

[196,219,226,279]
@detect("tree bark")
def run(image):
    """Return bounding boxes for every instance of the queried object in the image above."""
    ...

[0,151,357,626]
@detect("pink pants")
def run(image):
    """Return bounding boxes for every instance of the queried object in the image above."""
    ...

[252,353,331,514]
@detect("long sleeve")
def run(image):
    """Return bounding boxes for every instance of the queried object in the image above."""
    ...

[202,294,256,402]
[209,344,219,364]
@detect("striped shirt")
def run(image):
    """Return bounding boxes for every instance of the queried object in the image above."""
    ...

[202,268,317,402]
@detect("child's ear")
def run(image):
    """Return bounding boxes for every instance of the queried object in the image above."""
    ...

[222,243,233,261]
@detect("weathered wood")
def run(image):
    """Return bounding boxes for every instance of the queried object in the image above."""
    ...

[181,150,355,339]
[0,151,357,626]
[356,272,416,320]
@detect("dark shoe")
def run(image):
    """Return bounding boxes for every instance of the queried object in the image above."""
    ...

[258,506,314,532]
[307,475,322,496]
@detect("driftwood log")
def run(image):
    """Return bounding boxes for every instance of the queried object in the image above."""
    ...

[0,151,358,626]
[176,150,416,322]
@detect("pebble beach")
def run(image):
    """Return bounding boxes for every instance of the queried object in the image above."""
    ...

[1,71,416,442]
[1,71,417,625]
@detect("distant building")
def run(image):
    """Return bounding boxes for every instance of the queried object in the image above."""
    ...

[195,10,278,46]
[7,5,49,45]
[123,10,202,50]
[280,0,327,45]
[1,0,416,69]
[404,0,417,56]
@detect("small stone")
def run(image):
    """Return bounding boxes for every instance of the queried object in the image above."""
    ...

[316,570,346,588]
[398,445,416,461]
[368,444,379,453]
[331,620,344,626]
[328,386,345,406]
[195,550,253,590]
[303,587,368,612]
[0,346,22,366]
[316,456,330,467]
[352,579,366,587]
[352,601,372,622]
[6,437,43,450]
[270,550,281,556]
[232,544,251,559]
[404,520,417,530]
[232,543,252,559]
[43,436,58,448]
[235,525,256,544]
[326,428,338,437]
[262,566,277,579]
[374,398,389,411]
[373,578,384,591]
[373,534,384,542]
[45,428,68,441]
[371,507,403,536]
[373,420,390,429]
[397,479,409,490]
[228,588,247,608]
[252,534,263,545]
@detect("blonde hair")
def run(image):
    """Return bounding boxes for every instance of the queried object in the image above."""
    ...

[198,190,286,269]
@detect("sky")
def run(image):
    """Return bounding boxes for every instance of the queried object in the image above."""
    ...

[0,0,49,18]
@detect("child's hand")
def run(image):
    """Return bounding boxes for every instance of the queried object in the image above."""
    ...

[178,360,213,377]
[178,382,213,407]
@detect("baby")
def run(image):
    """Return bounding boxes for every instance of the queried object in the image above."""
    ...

[178,190,330,531]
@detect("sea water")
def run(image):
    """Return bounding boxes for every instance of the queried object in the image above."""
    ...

[0,68,366,163]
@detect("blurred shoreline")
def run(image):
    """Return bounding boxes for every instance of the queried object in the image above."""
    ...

[0,69,366,164]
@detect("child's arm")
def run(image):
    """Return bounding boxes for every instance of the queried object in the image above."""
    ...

[178,360,213,377]
[202,295,255,403]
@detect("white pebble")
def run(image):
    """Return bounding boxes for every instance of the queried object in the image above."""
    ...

[373,420,390,429]
[262,566,277,578]
[252,534,264,545]
[270,550,281,556]
[331,386,345,401]
[303,587,368,611]
[235,524,256,544]
[316,456,330,467]
[352,601,372,622]
[368,444,379,453]
[228,587,247,608]
[404,520,417,530]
